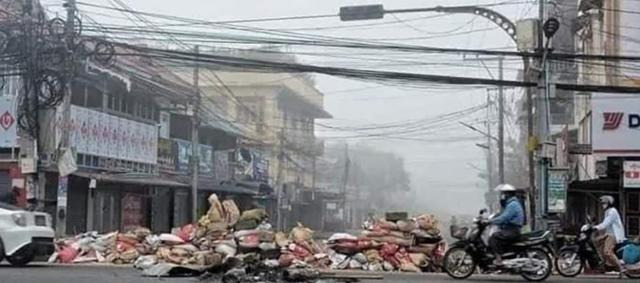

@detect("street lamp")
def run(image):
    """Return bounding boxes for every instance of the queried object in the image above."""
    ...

[338,3,538,227]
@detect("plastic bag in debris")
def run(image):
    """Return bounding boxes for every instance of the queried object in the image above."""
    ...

[330,240,360,255]
[348,259,363,269]
[145,235,161,250]
[290,223,313,243]
[173,244,198,253]
[263,259,280,268]
[328,233,358,243]
[214,241,237,257]
[159,233,185,245]
[234,229,259,238]
[117,233,139,246]
[239,208,268,223]
[352,253,368,264]
[222,199,240,226]
[259,242,277,251]
[329,253,349,270]
[134,255,158,270]
[365,262,384,272]
[623,243,640,265]
[383,261,395,271]
[257,221,272,231]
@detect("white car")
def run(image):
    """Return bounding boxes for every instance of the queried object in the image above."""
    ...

[0,202,55,266]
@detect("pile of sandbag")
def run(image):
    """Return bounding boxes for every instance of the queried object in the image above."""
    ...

[325,212,447,272]
[276,223,329,269]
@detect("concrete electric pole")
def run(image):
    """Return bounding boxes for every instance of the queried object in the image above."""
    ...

[191,46,200,223]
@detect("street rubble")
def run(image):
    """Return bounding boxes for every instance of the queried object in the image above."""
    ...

[50,194,446,281]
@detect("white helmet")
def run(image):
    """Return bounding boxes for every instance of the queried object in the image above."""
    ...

[495,184,517,192]
[599,195,614,206]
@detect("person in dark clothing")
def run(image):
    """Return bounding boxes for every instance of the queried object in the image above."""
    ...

[1,186,20,205]
[488,184,525,265]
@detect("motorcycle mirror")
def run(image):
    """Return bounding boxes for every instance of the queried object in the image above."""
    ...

[479,209,488,214]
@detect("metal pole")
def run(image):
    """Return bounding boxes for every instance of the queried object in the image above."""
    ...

[498,58,505,185]
[487,92,494,191]
[191,46,200,223]
[524,57,536,229]
[536,0,549,228]
[55,0,76,237]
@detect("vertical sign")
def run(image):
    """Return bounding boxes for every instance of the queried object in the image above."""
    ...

[57,176,68,208]
[0,96,17,147]
[546,168,569,214]
[624,161,640,188]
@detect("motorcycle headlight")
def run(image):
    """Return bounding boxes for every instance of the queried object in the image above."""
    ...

[12,213,27,226]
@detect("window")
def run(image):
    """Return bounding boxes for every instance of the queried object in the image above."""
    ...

[87,86,102,108]
[628,216,640,237]
[629,192,640,214]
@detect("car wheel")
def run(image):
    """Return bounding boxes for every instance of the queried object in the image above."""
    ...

[7,245,35,266]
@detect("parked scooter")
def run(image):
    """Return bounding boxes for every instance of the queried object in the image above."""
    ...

[555,216,640,278]
[443,209,554,282]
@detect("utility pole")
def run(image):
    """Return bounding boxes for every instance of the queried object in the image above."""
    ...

[342,143,350,229]
[275,128,285,231]
[55,0,76,236]
[191,45,200,223]
[497,58,505,184]
[486,92,494,190]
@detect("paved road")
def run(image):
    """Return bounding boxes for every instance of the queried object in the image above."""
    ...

[0,264,631,283]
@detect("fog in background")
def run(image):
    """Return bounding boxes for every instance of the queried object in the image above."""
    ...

[43,0,537,218]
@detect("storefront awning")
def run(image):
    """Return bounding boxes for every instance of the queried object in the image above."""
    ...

[72,172,189,187]
[569,178,619,194]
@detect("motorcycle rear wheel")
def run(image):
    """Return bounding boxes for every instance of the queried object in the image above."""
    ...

[555,249,583,277]
[520,248,552,282]
[443,247,476,279]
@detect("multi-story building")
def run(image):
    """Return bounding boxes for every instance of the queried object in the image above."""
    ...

[566,0,640,238]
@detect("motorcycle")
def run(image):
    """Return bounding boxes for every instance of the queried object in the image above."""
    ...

[443,209,554,282]
[555,216,640,278]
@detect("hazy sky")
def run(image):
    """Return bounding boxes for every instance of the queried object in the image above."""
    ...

[42,0,537,215]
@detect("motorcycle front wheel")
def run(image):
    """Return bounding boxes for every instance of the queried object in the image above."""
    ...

[443,246,476,279]
[555,248,583,277]
[520,248,552,282]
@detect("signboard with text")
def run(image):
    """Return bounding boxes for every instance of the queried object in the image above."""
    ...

[0,96,17,148]
[624,161,640,188]
[547,168,568,214]
[56,105,158,164]
[592,94,640,154]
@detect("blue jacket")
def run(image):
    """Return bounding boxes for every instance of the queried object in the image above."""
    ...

[490,197,524,229]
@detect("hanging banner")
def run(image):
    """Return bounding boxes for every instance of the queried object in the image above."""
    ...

[199,145,213,176]
[58,106,158,164]
[0,96,18,148]
[624,161,640,188]
[546,168,569,214]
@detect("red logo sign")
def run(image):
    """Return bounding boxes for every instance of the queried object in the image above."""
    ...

[0,111,15,130]
[603,112,624,130]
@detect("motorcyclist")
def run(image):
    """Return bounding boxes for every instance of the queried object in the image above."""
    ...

[488,184,525,265]
[595,195,627,273]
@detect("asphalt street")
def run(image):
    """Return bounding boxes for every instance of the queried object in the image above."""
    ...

[0,264,632,283]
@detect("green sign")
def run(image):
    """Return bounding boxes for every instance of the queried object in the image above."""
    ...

[547,168,569,214]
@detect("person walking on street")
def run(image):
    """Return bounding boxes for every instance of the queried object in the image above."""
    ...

[595,195,627,274]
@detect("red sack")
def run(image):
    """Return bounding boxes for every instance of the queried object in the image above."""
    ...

[290,244,312,259]
[58,246,79,263]
[380,243,399,257]
[176,224,196,242]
